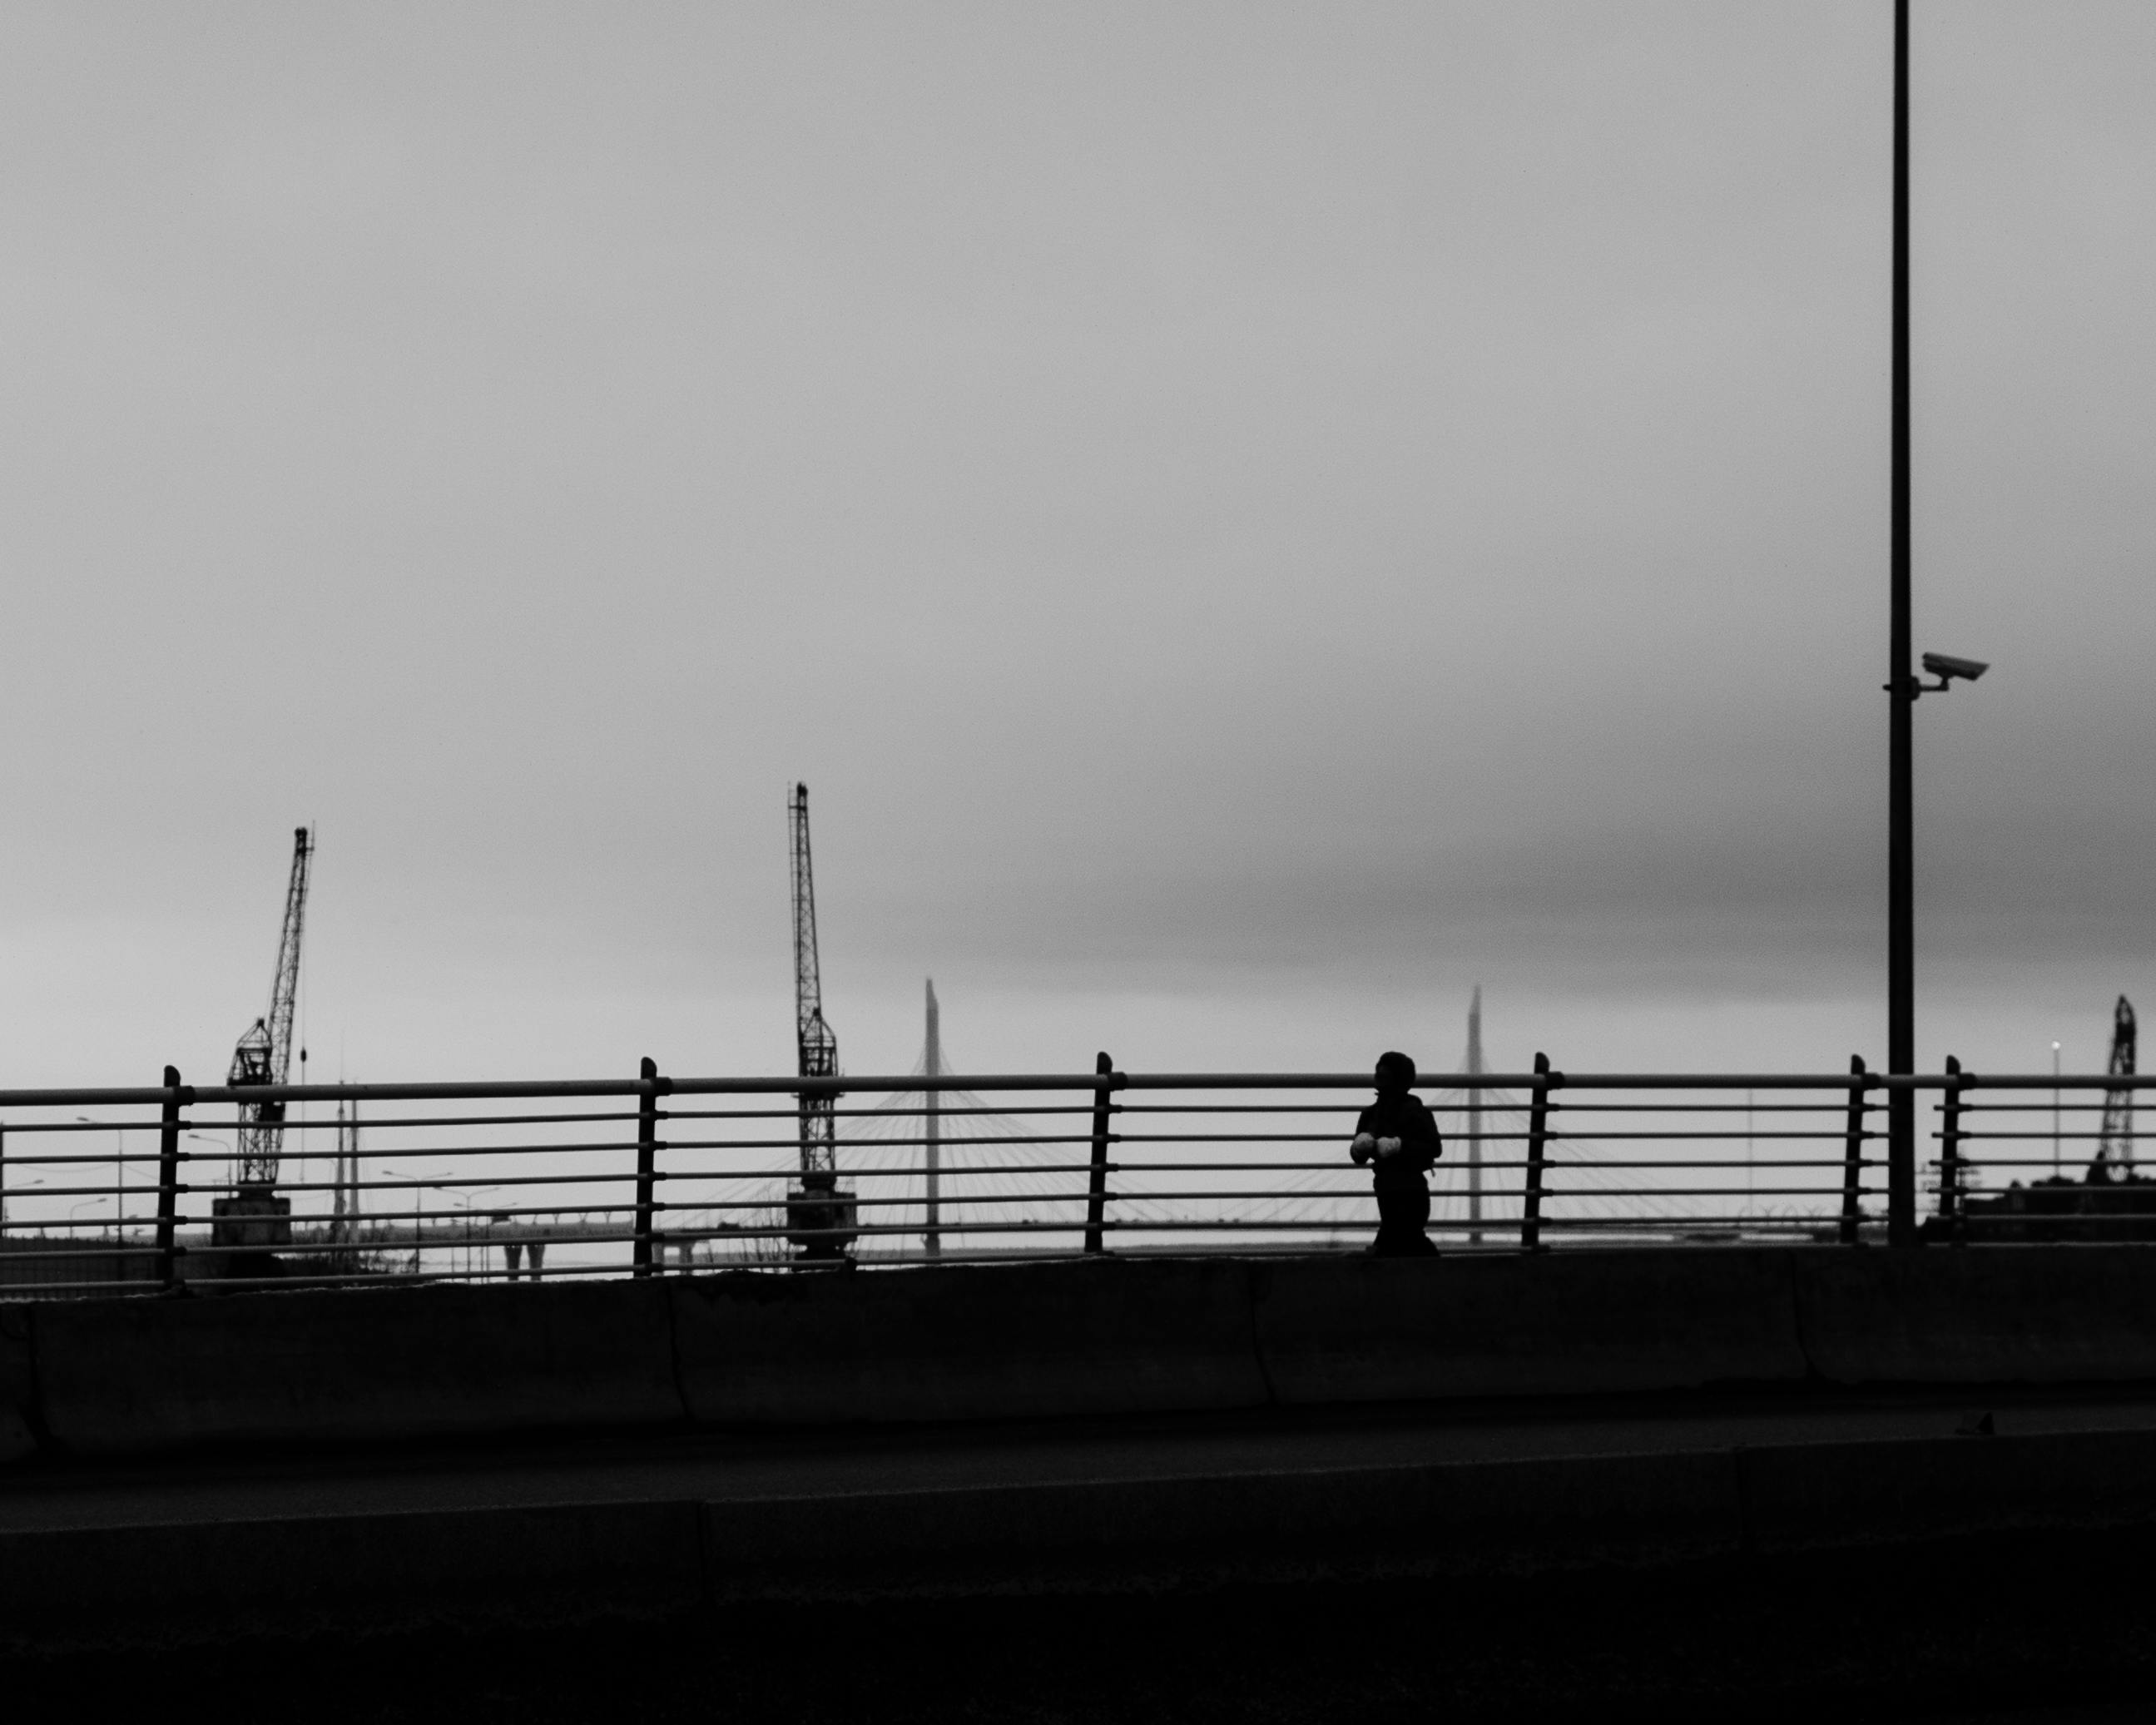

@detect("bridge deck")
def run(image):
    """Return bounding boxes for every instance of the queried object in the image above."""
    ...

[7,1381,2156,1641]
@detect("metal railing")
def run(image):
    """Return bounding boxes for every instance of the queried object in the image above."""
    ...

[0,1058,2147,1298]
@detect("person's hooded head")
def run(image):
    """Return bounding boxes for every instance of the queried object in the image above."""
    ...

[1375,1050,1415,1098]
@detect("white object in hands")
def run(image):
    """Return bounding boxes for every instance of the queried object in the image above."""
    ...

[1351,1132,1376,1164]
[1376,1136,1403,1159]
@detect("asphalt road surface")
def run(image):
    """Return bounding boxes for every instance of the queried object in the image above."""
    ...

[7,1383,2156,1538]
[4,1523,2154,1723]
[7,1387,2156,1720]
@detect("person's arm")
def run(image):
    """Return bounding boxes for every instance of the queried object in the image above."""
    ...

[1351,1108,1377,1165]
[1410,1099,1443,1167]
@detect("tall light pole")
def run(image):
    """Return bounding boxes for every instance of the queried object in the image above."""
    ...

[1886,0,1916,1247]
[1886,3,1989,1246]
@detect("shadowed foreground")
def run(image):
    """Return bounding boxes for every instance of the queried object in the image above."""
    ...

[3,1529,2152,1723]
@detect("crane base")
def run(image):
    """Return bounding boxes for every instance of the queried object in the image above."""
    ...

[211,1188,293,1251]
[785,1179,858,1261]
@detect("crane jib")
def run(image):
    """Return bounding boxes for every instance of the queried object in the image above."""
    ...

[228,826,314,1192]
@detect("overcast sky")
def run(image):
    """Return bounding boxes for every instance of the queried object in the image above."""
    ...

[4,2,2154,1087]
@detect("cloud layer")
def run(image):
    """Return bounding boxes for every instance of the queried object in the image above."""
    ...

[2,2,2153,1083]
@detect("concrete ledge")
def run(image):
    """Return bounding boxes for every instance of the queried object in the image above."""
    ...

[31,1279,685,1456]
[9,1426,2156,1635]
[671,1257,1269,1425]
[0,1498,705,1625]
[1251,1251,1807,1404]
[0,1306,35,1463]
[1792,1248,2156,1385]
[701,1449,1738,1594]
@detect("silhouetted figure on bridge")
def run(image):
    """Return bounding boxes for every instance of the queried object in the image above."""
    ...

[1351,1051,1442,1257]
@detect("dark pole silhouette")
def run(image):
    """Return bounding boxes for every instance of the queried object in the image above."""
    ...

[1084,1053,1114,1255]
[1886,0,1916,1247]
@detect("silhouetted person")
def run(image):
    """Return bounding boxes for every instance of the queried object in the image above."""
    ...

[1351,1051,1441,1257]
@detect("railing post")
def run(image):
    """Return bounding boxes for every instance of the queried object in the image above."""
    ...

[633,1056,666,1277]
[1084,1053,1117,1255]
[1940,1055,1967,1245]
[1840,1055,1869,1246]
[1522,1053,1557,1252]
[156,1065,188,1291]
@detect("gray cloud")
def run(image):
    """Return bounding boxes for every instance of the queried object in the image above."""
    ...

[2,2,2154,1082]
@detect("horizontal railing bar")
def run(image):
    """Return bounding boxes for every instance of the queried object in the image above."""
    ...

[260,1109,647,1132]
[1940,1133,2150,1143]
[0,1157,1881,1202]
[1504,1158,1866,1169]
[140,1191,1871,1237]
[1534,1131,1856,1142]
[13,1069,2156,1112]
[0,1133,1876,1168]
[1946,1103,2125,1113]
[671,1133,1106,1152]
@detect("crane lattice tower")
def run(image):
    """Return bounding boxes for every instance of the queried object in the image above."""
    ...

[2099,994,2138,1176]
[786,784,855,1259]
[228,825,313,1191]
[790,784,839,1177]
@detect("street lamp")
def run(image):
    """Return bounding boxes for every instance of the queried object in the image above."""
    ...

[380,1167,462,1275]
[445,1186,503,1279]
[73,1121,110,1233]
[7,1175,40,1238]
[379,1167,421,1271]
[1884,0,1990,1246]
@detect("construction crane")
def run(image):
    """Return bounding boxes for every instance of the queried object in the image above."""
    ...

[213,826,312,1259]
[229,825,314,1186]
[786,786,855,1259]
[2095,994,2138,1180]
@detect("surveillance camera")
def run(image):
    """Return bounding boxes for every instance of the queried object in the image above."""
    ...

[1921,652,1989,683]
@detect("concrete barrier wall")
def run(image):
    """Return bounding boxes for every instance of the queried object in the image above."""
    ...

[1251,1251,1807,1403]
[671,1257,1268,1425]
[8,1247,2156,1462]
[0,1304,32,1462]
[28,1278,684,1455]
[1792,1249,2156,1385]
